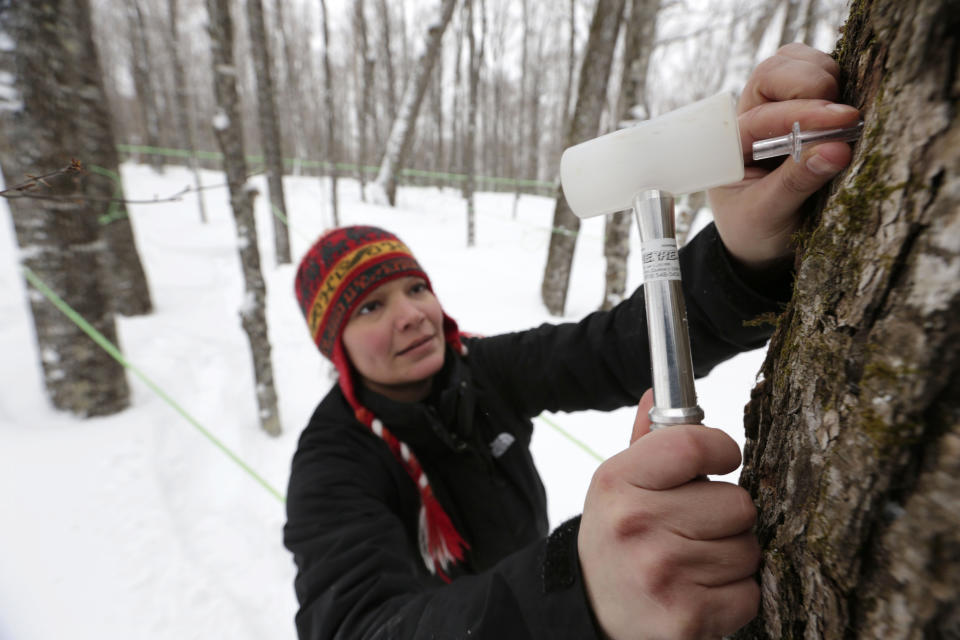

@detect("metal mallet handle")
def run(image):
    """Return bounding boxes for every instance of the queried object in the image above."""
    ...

[633,189,704,430]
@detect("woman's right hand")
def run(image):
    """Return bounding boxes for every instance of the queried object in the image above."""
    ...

[578,390,760,639]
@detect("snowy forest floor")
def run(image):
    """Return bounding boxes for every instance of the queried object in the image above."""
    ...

[0,163,765,639]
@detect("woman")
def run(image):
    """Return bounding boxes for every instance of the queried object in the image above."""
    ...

[284,44,860,640]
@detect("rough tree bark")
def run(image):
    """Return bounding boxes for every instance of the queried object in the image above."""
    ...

[167,0,208,224]
[9,0,153,319]
[735,1,960,637]
[0,0,130,416]
[541,0,626,316]
[601,0,660,311]
[369,0,456,206]
[246,0,291,265]
[205,0,281,436]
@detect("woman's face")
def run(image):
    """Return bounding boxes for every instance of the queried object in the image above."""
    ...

[341,276,446,402]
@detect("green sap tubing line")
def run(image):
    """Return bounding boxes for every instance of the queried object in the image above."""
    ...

[21,266,286,504]
[116,143,557,190]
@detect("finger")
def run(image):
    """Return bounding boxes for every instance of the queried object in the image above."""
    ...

[700,577,761,638]
[643,481,757,541]
[775,42,841,76]
[680,532,761,587]
[630,388,655,444]
[620,424,743,490]
[740,55,841,115]
[738,99,861,159]
[750,140,854,219]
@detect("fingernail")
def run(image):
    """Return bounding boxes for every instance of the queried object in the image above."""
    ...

[807,153,842,176]
[827,103,858,115]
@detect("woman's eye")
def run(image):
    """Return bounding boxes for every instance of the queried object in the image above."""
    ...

[410,282,427,294]
[357,301,381,316]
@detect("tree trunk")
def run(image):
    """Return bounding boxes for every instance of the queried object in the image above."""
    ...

[601,0,660,312]
[353,0,371,197]
[272,0,308,176]
[0,0,130,417]
[377,0,398,124]
[126,0,164,172]
[527,28,544,184]
[541,0,626,316]
[463,0,483,248]
[736,1,960,637]
[801,0,820,45]
[167,0,208,224]
[246,0,292,265]
[318,0,339,226]
[675,190,705,247]
[370,0,457,206]
[778,0,803,46]
[205,0,281,437]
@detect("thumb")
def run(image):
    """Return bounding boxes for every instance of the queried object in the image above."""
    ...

[630,388,655,444]
[767,140,853,213]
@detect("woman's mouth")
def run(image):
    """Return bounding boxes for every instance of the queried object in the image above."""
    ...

[397,335,435,356]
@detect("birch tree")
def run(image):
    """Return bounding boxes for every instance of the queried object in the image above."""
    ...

[246,0,291,265]
[0,0,130,416]
[735,0,960,636]
[205,0,281,436]
[369,0,457,206]
[600,0,660,311]
[541,0,626,316]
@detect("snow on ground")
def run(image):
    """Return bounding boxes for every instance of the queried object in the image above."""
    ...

[0,164,765,639]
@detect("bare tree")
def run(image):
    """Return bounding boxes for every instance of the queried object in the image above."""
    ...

[271,0,309,175]
[600,0,660,311]
[167,0,208,223]
[246,0,292,265]
[0,0,130,416]
[463,0,485,247]
[353,0,374,198]
[800,0,820,45]
[205,0,281,436]
[318,0,339,226]
[377,0,398,125]
[735,0,960,636]
[126,0,164,172]
[778,0,803,46]
[541,0,626,316]
[369,0,457,206]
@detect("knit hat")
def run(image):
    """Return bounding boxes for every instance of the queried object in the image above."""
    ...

[295,225,469,580]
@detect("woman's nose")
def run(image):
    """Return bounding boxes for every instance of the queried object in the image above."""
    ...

[393,299,425,330]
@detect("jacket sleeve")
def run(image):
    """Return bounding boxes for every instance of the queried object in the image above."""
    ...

[283,422,600,640]
[469,222,791,418]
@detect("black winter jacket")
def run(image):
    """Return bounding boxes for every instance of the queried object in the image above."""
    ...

[283,224,789,639]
